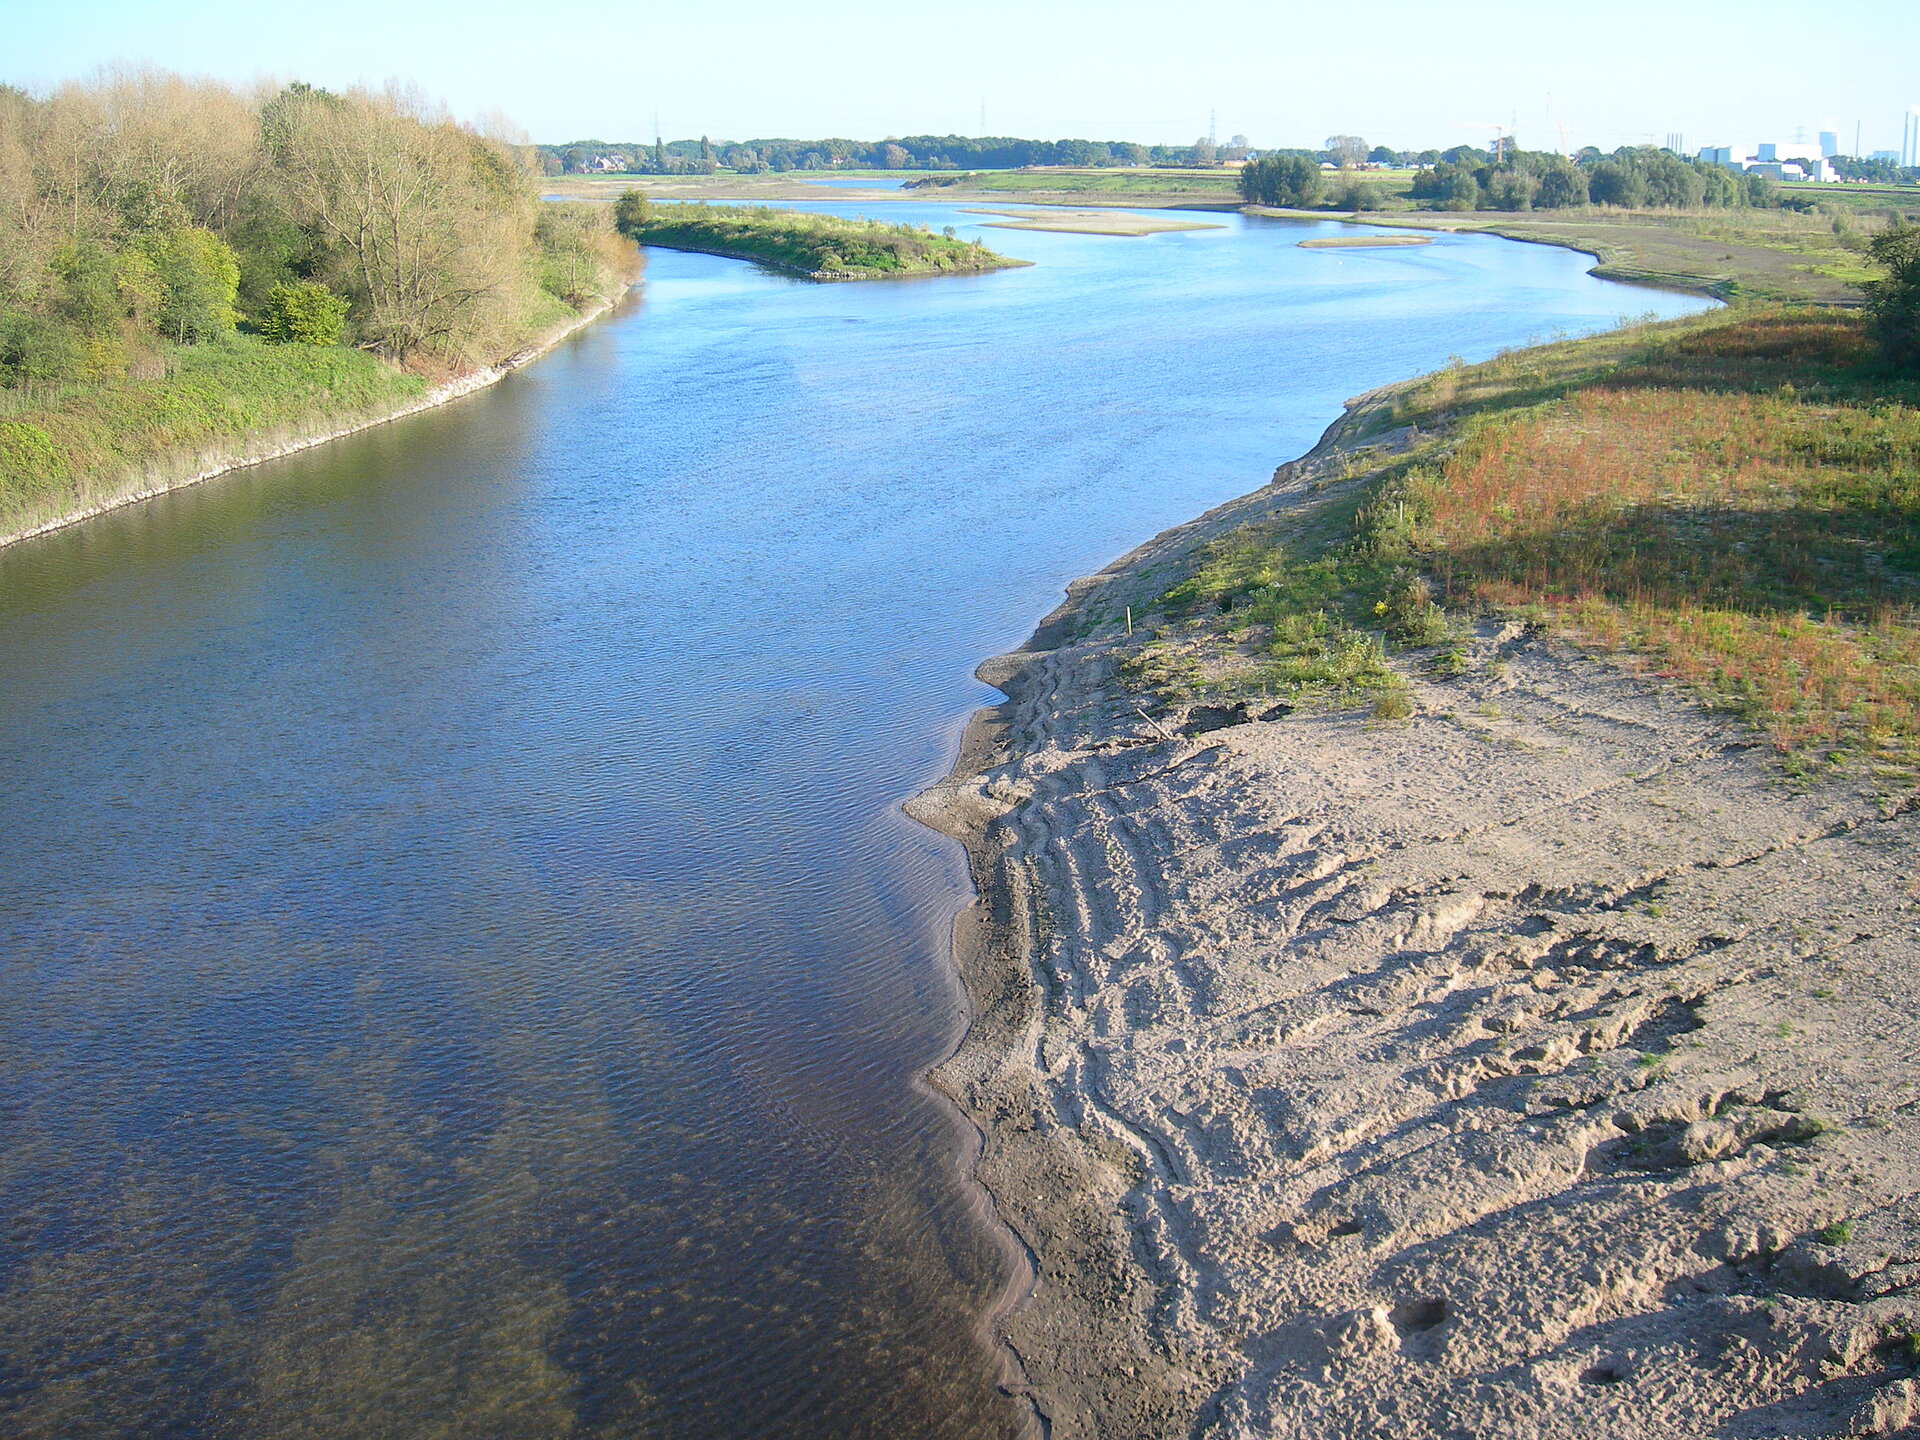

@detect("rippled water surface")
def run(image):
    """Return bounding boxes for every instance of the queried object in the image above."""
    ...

[0,205,1712,1439]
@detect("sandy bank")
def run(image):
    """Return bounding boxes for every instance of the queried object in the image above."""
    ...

[963,208,1226,237]
[0,288,631,552]
[911,393,1920,1438]
[1297,234,1434,249]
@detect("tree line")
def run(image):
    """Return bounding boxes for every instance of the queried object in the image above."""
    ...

[537,134,1256,175]
[0,70,635,392]
[1241,143,1788,213]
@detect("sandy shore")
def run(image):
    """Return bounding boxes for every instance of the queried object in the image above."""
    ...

[911,391,1920,1438]
[0,286,632,551]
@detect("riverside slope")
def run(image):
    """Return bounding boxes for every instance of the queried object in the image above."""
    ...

[910,395,1920,1438]
[0,289,628,551]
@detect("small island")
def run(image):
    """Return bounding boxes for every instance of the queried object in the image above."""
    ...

[613,193,1026,280]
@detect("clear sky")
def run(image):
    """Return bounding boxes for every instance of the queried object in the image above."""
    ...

[5,0,1917,155]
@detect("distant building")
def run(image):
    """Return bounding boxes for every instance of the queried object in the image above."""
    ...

[1819,130,1839,157]
[1696,142,1834,181]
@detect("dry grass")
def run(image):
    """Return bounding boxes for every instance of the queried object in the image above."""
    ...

[1400,310,1920,779]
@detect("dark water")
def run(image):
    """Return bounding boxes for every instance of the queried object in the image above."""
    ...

[0,206,1712,1439]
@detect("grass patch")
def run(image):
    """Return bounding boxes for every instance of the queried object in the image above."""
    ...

[1116,462,1454,714]
[0,336,424,531]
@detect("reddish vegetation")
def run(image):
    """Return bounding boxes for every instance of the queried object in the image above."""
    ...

[1411,310,1920,774]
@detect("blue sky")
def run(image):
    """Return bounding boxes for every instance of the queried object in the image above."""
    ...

[5,0,1916,155]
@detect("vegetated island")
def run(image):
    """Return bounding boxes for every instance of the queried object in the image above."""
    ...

[0,73,637,549]
[611,192,1024,280]
[911,219,1920,1439]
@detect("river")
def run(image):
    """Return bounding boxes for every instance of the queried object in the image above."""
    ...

[0,203,1713,1439]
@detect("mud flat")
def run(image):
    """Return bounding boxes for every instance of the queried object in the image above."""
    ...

[911,392,1920,1439]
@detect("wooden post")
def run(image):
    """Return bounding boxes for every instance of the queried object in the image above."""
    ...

[1125,606,1133,637]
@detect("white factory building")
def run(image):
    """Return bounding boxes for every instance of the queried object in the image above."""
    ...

[1695,141,1837,182]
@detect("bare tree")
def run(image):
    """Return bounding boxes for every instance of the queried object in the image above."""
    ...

[1325,134,1369,170]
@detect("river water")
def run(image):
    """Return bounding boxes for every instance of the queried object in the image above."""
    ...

[0,204,1712,1439]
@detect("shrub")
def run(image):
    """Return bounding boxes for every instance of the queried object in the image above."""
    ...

[258,281,349,345]
[1861,224,1920,369]
[1372,689,1414,720]
[1334,180,1383,212]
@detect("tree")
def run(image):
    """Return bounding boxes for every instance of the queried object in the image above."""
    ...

[1484,169,1536,211]
[259,279,347,343]
[1325,135,1368,169]
[1534,160,1588,209]
[269,87,536,360]
[1439,169,1481,210]
[1861,224,1920,368]
[1192,137,1217,166]
[1587,161,1646,208]
[612,188,649,235]
[134,226,239,342]
[1239,153,1322,208]
[1410,163,1480,210]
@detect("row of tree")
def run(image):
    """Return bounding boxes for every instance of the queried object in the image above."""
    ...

[1241,145,1784,213]
[536,133,1263,175]
[0,71,634,390]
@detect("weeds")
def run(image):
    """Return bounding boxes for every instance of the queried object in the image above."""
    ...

[1122,308,1920,783]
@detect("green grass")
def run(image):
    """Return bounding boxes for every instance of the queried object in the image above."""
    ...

[0,337,424,533]
[634,203,1022,278]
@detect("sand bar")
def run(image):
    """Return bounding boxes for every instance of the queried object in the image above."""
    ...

[1298,234,1435,248]
[963,207,1226,236]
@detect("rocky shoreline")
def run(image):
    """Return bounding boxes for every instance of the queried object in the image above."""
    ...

[911,393,1920,1439]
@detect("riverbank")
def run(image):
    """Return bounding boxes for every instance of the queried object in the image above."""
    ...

[0,287,630,551]
[913,308,1920,1437]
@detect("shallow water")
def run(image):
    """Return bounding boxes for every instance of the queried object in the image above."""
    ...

[0,206,1712,1439]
